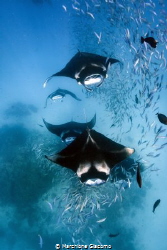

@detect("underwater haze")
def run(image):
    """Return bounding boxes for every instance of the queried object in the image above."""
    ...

[0,0,167,250]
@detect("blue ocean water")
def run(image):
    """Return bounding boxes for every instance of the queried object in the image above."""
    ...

[0,0,167,250]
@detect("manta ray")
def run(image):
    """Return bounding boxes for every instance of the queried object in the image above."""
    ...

[45,129,135,185]
[43,114,96,144]
[43,51,120,91]
[44,88,81,108]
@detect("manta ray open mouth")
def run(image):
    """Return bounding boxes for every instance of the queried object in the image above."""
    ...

[51,95,63,100]
[80,171,109,185]
[84,178,106,186]
[64,136,76,145]
[84,74,104,88]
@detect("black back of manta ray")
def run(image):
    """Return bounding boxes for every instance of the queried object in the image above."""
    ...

[45,129,135,173]
[43,114,96,138]
[52,52,120,79]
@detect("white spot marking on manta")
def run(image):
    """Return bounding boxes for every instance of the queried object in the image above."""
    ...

[88,133,100,148]
[126,147,135,155]
[94,161,110,175]
[110,147,134,155]
[77,163,91,177]
[75,66,86,79]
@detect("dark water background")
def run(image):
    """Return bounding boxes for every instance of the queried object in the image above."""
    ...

[0,0,167,250]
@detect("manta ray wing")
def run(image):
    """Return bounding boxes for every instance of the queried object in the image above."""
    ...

[81,52,120,68]
[89,130,134,166]
[45,130,89,172]
[52,52,82,78]
[43,114,96,138]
